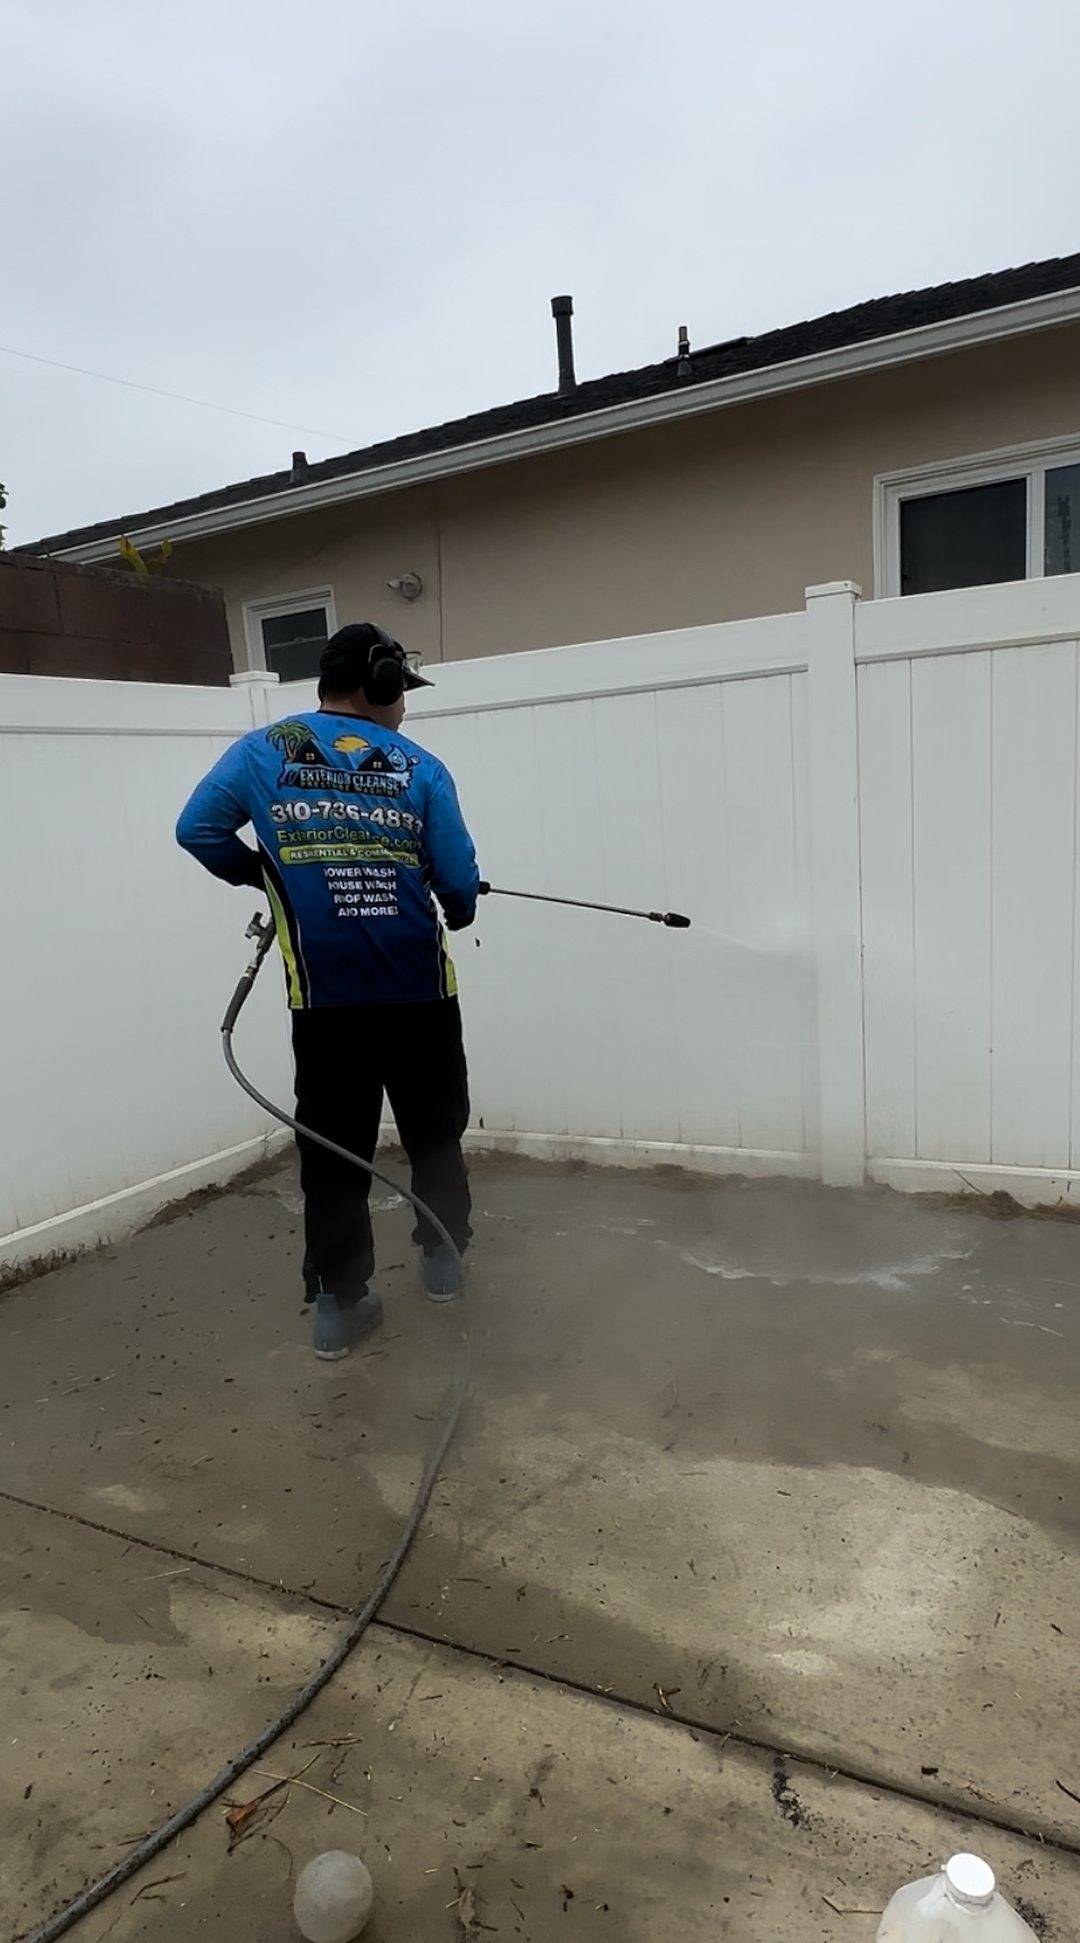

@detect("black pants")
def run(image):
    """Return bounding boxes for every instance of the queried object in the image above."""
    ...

[291,999,472,1301]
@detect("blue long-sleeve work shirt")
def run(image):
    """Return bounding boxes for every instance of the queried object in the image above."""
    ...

[176,710,480,1008]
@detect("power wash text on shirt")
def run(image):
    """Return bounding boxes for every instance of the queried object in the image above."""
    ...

[176,712,480,1008]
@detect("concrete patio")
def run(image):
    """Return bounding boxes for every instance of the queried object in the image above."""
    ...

[4,1155,1080,1940]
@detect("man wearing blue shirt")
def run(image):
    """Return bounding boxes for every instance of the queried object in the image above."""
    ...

[176,622,480,1359]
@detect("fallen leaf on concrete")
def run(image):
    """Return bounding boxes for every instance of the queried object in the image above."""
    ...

[224,1778,288,1850]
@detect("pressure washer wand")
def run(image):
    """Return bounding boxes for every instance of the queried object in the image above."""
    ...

[478,880,691,929]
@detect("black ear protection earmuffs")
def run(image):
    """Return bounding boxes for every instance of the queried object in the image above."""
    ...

[363,625,407,706]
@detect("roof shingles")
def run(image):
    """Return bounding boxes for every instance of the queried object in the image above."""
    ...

[22,251,1080,556]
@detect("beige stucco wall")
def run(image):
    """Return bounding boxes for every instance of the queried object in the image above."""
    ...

[171,325,1080,669]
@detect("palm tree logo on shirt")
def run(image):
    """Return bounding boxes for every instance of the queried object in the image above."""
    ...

[267,720,331,766]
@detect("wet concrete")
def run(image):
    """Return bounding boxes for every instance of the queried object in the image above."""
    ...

[3,1158,1080,1934]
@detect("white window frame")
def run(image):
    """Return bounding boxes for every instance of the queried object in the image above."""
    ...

[874,433,1080,598]
[242,585,337,673]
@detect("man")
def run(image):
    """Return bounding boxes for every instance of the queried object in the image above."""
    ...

[176,622,480,1360]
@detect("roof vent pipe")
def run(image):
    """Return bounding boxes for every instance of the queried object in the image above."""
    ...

[551,295,577,397]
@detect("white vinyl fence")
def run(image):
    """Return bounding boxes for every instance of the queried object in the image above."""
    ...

[0,672,292,1266]
[285,609,821,1175]
[6,572,1080,1269]
[857,576,1080,1196]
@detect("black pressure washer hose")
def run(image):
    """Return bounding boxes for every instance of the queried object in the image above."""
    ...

[22,915,468,1943]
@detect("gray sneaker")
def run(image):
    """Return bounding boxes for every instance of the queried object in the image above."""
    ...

[421,1245,465,1303]
[313,1290,384,1360]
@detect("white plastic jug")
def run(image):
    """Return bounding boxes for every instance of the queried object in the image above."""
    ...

[877,1855,1038,1940]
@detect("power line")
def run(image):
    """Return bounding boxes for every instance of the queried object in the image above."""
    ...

[0,342,348,444]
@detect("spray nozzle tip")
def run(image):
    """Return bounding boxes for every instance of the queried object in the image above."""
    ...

[661,911,692,928]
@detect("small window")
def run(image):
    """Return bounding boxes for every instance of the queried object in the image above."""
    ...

[260,606,329,681]
[243,588,336,681]
[878,440,1080,597]
[1044,464,1080,576]
[899,479,1027,595]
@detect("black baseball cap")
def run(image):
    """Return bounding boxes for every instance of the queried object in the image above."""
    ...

[318,622,432,697]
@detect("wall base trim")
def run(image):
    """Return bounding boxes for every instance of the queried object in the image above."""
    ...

[0,1131,291,1276]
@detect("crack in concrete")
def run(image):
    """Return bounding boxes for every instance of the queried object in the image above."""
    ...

[3,1481,1077,1864]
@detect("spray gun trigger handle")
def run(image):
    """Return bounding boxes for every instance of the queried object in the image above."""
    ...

[245,912,276,964]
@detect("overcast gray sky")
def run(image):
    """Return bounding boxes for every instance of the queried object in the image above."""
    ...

[4,0,1078,545]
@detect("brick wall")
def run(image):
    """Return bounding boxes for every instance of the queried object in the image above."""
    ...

[0,553,233,684]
